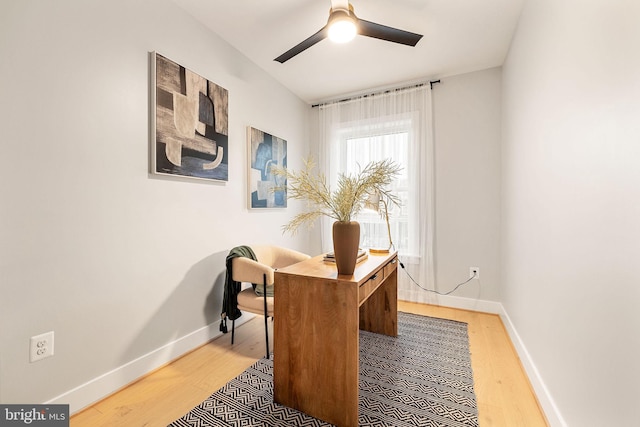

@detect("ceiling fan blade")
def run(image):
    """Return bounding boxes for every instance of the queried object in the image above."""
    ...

[274,27,328,63]
[358,19,423,47]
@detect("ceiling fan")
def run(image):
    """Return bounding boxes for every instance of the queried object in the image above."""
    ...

[274,0,423,63]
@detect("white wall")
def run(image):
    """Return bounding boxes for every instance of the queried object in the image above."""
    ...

[0,0,314,412]
[501,0,640,425]
[431,68,502,305]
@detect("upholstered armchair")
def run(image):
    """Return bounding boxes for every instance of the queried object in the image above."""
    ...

[229,245,311,358]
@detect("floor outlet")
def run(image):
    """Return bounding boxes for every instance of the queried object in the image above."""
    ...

[469,267,480,280]
[30,331,54,363]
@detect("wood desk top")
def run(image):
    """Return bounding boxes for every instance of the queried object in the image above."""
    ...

[275,250,397,285]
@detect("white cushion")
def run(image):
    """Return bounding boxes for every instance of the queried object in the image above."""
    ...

[237,287,274,316]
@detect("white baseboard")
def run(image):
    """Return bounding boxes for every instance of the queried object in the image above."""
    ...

[46,316,253,414]
[399,289,504,314]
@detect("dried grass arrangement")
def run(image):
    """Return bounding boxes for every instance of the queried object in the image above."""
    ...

[274,158,401,234]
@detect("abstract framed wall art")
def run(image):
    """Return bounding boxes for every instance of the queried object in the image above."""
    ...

[151,52,228,181]
[248,127,287,209]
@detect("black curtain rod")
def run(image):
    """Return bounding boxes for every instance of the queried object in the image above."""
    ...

[312,79,441,108]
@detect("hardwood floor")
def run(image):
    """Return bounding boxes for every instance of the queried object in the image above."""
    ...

[399,302,548,427]
[70,302,548,426]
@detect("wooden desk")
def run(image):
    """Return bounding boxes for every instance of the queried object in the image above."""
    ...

[273,251,398,427]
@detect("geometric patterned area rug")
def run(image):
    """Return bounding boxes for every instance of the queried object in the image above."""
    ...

[169,312,478,427]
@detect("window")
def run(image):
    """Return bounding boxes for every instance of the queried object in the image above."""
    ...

[335,117,418,257]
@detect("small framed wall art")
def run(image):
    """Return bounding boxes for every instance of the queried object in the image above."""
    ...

[248,127,287,209]
[151,52,229,181]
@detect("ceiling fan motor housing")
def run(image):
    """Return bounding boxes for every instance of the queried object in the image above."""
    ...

[327,5,358,43]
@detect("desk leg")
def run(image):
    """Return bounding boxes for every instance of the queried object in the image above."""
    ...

[359,267,398,336]
[274,274,359,427]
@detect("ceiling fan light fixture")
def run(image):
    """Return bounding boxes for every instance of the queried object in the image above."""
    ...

[327,9,357,43]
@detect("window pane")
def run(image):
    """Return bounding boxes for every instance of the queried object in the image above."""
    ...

[341,131,414,254]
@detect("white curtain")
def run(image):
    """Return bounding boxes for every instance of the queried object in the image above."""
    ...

[317,85,435,302]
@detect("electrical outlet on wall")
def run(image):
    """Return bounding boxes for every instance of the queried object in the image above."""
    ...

[30,331,54,363]
[469,267,480,280]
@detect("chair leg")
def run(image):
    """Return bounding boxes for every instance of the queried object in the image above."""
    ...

[263,273,270,359]
[231,318,236,344]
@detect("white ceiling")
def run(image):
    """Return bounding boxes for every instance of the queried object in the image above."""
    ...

[172,0,524,104]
